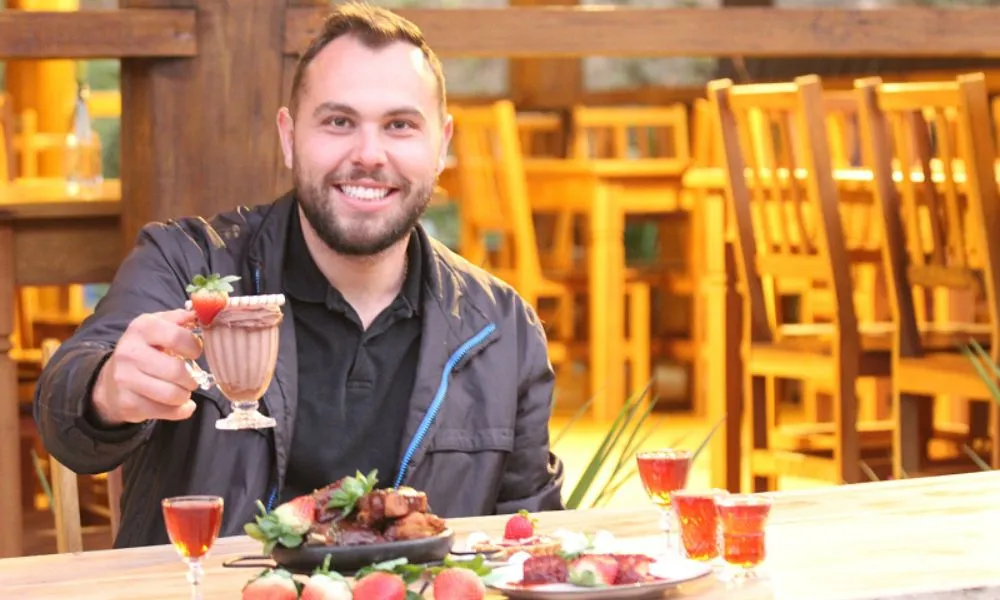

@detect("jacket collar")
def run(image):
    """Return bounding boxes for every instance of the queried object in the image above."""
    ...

[243,191,501,488]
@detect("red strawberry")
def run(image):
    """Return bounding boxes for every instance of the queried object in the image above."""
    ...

[301,555,352,600]
[432,567,486,600]
[568,555,619,588]
[352,571,406,600]
[185,273,239,325]
[503,509,537,540]
[242,568,300,599]
[245,495,316,554]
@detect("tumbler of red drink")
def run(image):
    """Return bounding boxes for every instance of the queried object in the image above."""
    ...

[162,495,224,600]
[715,493,772,580]
[670,488,729,561]
[636,449,692,536]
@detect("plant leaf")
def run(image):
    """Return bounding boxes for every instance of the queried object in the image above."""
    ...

[565,380,651,508]
[690,414,727,465]
[553,393,597,447]
[961,443,992,471]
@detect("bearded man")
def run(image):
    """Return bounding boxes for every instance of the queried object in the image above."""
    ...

[34,1,565,549]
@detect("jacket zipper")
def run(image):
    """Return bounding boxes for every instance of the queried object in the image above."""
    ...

[393,322,497,488]
[260,277,498,507]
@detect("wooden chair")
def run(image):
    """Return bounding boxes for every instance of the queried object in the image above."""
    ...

[450,100,652,411]
[40,339,122,553]
[855,73,1000,475]
[708,74,896,488]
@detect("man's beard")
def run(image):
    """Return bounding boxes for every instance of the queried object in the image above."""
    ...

[295,164,433,257]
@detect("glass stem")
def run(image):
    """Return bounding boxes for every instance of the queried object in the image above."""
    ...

[187,558,204,600]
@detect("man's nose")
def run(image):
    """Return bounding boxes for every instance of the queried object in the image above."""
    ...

[351,126,387,168]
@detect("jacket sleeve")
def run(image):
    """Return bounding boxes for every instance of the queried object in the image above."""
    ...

[495,299,566,514]
[33,222,204,475]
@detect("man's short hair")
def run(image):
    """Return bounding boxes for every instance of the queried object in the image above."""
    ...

[288,2,447,118]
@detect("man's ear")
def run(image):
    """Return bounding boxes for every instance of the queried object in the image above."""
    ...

[276,107,295,170]
[438,113,454,175]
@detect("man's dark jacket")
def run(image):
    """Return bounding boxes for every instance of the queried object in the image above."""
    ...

[33,192,565,549]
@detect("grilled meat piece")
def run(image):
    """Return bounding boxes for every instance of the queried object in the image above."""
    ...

[357,487,428,527]
[522,555,569,584]
[307,521,387,546]
[383,511,447,541]
[312,480,348,524]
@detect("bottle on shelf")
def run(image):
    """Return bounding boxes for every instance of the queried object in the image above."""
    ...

[64,79,103,196]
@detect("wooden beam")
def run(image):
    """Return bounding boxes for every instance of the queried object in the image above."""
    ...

[286,7,1000,58]
[0,9,197,59]
[119,0,311,244]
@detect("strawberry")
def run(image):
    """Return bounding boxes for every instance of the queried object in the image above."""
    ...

[568,555,619,588]
[185,273,240,325]
[503,509,537,540]
[352,571,406,600]
[245,495,316,554]
[432,567,486,600]
[301,555,352,600]
[242,568,301,599]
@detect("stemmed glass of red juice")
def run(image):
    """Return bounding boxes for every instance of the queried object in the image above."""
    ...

[636,449,692,542]
[162,495,224,600]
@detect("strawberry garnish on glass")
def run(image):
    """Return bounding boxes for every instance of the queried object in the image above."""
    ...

[185,273,240,326]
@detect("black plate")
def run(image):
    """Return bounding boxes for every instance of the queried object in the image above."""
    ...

[269,529,456,575]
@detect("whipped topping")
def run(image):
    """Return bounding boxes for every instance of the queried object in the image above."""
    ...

[207,303,283,328]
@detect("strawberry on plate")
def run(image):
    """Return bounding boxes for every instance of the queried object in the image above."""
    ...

[432,567,486,600]
[503,509,537,541]
[185,273,240,326]
[301,555,352,600]
[242,568,301,599]
[245,495,316,554]
[568,554,620,588]
[352,571,407,600]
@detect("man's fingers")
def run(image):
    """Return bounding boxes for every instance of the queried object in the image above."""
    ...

[157,308,198,326]
[128,373,194,408]
[133,345,199,392]
[130,397,197,422]
[134,314,203,361]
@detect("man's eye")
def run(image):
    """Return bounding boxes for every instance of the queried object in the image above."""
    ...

[325,116,350,127]
[387,120,414,131]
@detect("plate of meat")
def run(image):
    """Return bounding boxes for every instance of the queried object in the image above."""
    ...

[242,470,455,574]
[484,552,713,599]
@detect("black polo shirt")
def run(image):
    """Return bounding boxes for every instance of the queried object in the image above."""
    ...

[280,210,423,500]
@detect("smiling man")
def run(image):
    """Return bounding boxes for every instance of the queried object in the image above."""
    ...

[34,2,565,549]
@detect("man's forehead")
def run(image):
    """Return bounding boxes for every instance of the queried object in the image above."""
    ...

[310,35,436,88]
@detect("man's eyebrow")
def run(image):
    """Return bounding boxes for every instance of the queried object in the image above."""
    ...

[311,102,427,121]
[312,102,359,118]
[385,107,426,121]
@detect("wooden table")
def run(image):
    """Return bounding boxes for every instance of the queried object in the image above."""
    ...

[2,471,999,598]
[524,158,690,421]
[0,178,123,558]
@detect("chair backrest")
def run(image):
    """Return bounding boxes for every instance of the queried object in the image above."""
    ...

[40,339,122,553]
[707,75,859,353]
[450,100,545,299]
[569,104,691,162]
[855,73,1000,357]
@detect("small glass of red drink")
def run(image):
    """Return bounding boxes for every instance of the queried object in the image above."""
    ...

[670,488,729,561]
[715,493,772,582]
[636,449,692,541]
[162,495,224,599]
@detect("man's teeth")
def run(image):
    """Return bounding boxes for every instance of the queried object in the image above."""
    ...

[340,185,390,201]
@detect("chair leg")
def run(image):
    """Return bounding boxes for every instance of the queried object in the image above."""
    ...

[626,281,651,398]
[835,374,861,484]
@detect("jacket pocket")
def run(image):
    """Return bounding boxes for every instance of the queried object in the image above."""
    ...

[419,428,514,517]
[426,428,514,453]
